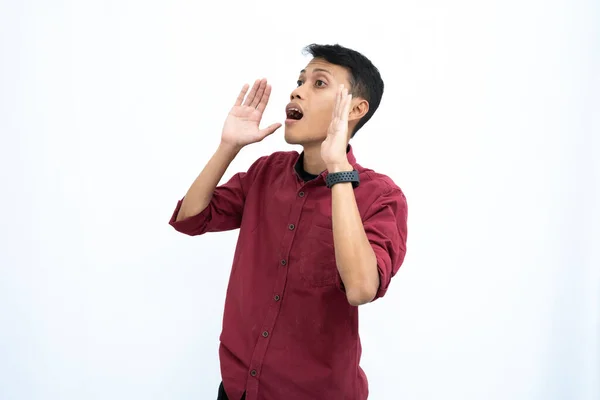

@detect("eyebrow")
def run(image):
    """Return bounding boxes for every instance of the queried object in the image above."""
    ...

[299,68,333,76]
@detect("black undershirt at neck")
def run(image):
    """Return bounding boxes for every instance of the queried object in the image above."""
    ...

[294,145,351,182]
[297,165,319,182]
[294,153,320,182]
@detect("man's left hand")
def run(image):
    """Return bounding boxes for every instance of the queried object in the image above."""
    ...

[321,84,353,172]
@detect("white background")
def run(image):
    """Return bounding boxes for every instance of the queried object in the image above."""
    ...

[1,0,598,399]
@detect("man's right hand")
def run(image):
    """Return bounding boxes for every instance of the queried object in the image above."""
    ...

[221,78,282,149]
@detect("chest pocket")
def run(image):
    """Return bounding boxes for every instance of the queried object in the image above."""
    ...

[298,224,339,287]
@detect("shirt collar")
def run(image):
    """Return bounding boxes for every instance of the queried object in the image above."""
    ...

[293,144,357,181]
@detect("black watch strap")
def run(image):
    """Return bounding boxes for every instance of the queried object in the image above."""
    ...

[326,170,360,188]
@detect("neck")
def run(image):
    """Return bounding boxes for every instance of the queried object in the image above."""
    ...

[302,144,327,175]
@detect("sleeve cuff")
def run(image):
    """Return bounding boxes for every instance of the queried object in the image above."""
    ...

[168,198,211,235]
[372,246,392,301]
[334,248,391,300]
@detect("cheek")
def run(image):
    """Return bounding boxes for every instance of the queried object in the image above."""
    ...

[306,111,330,131]
[314,103,334,122]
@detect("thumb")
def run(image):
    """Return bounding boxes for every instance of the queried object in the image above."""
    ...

[259,123,282,138]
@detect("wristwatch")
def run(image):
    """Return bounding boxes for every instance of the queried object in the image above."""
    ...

[326,170,360,189]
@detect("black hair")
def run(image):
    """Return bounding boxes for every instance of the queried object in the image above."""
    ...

[302,43,384,137]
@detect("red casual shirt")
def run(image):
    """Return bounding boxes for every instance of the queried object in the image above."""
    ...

[169,145,408,400]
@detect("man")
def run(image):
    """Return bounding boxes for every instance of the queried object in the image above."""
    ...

[169,44,408,400]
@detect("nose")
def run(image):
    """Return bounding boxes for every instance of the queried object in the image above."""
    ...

[290,85,305,101]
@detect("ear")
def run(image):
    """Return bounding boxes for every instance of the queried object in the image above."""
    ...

[348,98,369,123]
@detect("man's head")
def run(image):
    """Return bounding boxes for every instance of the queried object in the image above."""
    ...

[284,43,384,146]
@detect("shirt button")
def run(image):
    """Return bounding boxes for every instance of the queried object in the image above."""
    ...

[280,259,287,266]
[274,295,280,301]
[298,191,305,197]
[288,223,295,230]
[262,331,269,338]
[250,369,257,377]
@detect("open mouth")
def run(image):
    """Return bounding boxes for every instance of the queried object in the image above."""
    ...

[285,103,304,121]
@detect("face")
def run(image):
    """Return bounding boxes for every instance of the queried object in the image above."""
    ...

[284,58,356,146]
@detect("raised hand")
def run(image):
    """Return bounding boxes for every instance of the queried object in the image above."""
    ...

[221,78,282,149]
[321,84,353,170]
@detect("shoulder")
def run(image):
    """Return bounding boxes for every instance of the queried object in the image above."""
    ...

[354,164,408,219]
[245,149,299,176]
[357,164,405,199]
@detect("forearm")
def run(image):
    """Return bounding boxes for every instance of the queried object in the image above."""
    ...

[330,166,379,306]
[176,142,241,222]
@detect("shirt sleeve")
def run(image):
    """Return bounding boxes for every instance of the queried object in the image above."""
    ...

[168,156,267,236]
[362,187,408,301]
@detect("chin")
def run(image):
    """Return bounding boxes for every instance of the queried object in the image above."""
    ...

[284,125,326,146]
[284,126,303,144]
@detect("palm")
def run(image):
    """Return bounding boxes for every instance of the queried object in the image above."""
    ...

[224,106,262,139]
[221,79,281,147]
[321,85,352,166]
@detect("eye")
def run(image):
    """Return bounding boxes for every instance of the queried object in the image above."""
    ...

[296,80,303,87]
[315,80,326,87]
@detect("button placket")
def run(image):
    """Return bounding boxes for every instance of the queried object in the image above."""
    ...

[245,183,308,398]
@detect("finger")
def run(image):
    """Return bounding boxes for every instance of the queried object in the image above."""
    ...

[342,92,352,121]
[334,84,343,117]
[234,84,250,107]
[243,79,261,107]
[340,88,350,121]
[256,84,272,114]
[331,85,341,120]
[259,122,282,138]
[251,79,267,108]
